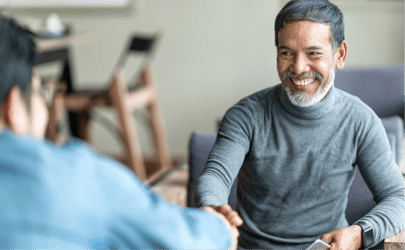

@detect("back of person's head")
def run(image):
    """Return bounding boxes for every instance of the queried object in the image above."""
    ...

[275,0,345,54]
[0,14,36,107]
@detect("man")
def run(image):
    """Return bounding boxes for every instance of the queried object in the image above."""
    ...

[195,0,404,249]
[0,15,240,248]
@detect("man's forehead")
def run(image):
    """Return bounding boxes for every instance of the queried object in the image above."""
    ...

[278,21,332,49]
[277,45,323,50]
[283,20,330,30]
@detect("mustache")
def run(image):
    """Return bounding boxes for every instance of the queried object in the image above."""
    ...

[282,72,323,82]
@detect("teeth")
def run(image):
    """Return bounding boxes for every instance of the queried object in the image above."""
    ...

[291,78,315,86]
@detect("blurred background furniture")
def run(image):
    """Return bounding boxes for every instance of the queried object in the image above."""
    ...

[45,34,174,184]
[187,65,405,249]
[34,31,95,139]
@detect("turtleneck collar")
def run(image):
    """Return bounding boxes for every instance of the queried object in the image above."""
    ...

[276,83,336,120]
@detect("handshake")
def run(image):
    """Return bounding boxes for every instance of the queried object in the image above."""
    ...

[198,205,364,250]
[200,205,244,249]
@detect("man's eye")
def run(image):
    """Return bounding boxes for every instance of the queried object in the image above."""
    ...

[309,52,319,55]
[281,51,291,56]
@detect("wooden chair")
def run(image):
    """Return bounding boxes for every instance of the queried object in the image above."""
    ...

[109,65,173,184]
[45,34,173,184]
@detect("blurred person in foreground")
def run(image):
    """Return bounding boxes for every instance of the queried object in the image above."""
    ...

[0,14,240,248]
[195,0,404,249]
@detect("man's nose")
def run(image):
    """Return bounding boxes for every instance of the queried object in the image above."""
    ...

[289,54,310,76]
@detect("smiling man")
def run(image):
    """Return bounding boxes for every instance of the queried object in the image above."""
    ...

[195,0,404,249]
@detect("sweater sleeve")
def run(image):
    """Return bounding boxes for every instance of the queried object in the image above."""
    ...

[93,155,233,249]
[354,116,404,247]
[194,103,254,207]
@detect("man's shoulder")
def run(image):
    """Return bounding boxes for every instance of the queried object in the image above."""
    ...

[233,85,278,109]
[2,134,145,199]
[8,136,139,186]
[240,86,275,102]
[59,139,137,178]
[224,85,278,120]
[334,88,379,122]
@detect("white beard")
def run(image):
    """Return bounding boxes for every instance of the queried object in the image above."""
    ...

[283,70,335,107]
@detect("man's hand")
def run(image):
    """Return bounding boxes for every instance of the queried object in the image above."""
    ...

[320,225,363,250]
[200,205,243,249]
[201,204,244,227]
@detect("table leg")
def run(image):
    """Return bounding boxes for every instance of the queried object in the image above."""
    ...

[60,49,91,141]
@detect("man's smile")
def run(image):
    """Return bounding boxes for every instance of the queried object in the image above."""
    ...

[291,77,316,86]
[289,77,317,91]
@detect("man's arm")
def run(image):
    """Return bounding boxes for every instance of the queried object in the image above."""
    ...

[94,155,237,249]
[194,104,254,208]
[354,117,404,247]
[322,117,404,249]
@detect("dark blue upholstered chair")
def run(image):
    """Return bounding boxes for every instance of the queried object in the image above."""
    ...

[187,65,403,248]
[334,64,404,120]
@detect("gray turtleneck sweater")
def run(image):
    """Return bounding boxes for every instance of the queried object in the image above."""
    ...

[194,84,404,249]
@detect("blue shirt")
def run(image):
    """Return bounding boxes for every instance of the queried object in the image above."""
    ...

[0,130,232,248]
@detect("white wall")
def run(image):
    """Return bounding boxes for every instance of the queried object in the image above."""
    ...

[8,0,404,158]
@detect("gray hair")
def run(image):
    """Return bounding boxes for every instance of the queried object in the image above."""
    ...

[275,0,345,54]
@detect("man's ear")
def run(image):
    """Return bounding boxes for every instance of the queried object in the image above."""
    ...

[334,41,348,70]
[3,86,29,134]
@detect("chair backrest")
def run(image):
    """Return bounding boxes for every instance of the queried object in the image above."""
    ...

[334,64,404,119]
[113,33,161,88]
[127,36,156,53]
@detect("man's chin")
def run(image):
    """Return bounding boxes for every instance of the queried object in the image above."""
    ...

[283,80,334,107]
[282,83,310,96]
[282,83,320,107]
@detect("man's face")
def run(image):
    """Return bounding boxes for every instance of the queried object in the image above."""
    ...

[276,20,337,107]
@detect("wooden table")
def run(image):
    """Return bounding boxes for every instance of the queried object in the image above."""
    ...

[385,230,404,250]
[152,163,189,206]
[36,32,95,53]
